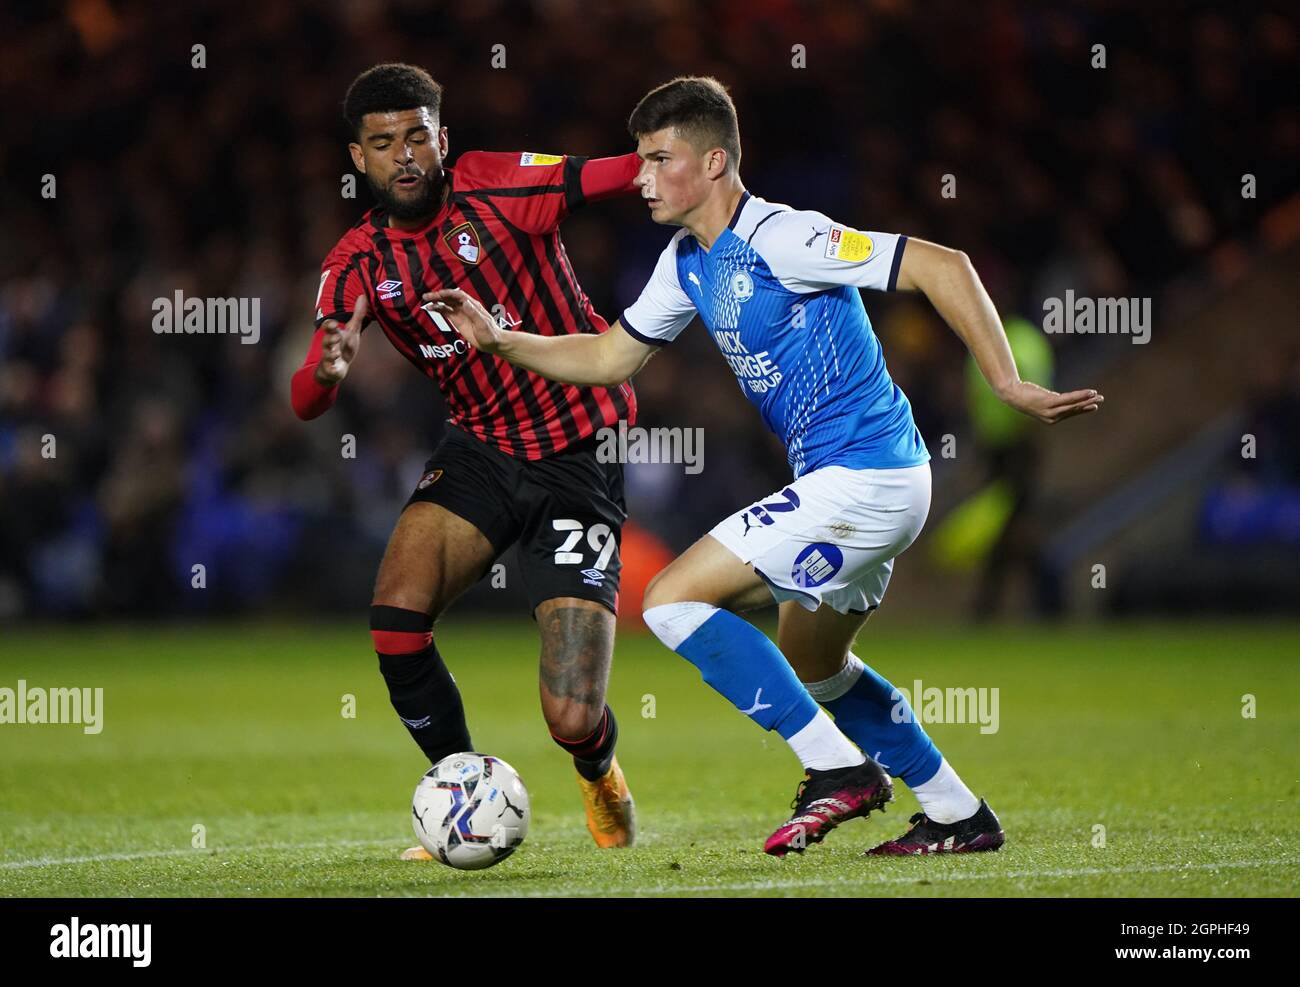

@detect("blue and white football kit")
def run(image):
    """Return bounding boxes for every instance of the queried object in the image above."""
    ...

[635,193,986,832]
[624,193,932,615]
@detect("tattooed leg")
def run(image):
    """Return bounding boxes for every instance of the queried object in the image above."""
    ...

[536,598,620,779]
[536,598,614,733]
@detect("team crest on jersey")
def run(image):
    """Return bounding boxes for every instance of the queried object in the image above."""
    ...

[444,222,482,265]
[416,469,443,490]
[730,270,754,302]
[825,225,874,263]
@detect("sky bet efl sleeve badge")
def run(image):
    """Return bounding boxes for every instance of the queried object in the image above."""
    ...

[444,222,482,265]
[824,224,874,263]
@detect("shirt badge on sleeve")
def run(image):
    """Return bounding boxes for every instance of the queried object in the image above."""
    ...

[824,225,874,262]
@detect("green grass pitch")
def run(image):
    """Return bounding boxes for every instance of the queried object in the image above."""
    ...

[1,619,1296,897]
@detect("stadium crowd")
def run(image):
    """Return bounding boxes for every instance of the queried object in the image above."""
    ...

[2,0,1296,617]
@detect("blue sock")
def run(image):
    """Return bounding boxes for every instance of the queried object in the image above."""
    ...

[644,604,819,740]
[812,656,942,786]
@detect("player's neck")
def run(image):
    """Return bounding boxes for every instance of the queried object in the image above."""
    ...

[686,181,747,252]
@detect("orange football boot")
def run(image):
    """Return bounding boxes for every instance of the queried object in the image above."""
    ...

[576,755,636,848]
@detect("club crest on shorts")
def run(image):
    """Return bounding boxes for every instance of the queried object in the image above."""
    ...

[444,222,481,265]
[416,469,443,490]
[791,542,844,588]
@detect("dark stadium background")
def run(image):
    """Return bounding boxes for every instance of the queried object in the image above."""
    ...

[1,0,1297,626]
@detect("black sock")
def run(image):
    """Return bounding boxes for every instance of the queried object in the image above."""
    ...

[552,705,619,781]
[371,605,472,765]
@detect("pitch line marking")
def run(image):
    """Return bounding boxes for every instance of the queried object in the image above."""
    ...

[0,839,396,871]
[446,856,1300,898]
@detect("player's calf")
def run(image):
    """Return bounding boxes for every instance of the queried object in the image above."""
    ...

[371,605,473,765]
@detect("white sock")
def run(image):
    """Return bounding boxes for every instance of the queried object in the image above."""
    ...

[786,709,866,772]
[910,758,980,824]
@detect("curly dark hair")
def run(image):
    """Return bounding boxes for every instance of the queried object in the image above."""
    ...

[343,63,444,137]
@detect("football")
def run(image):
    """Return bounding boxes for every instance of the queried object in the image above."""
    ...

[411,753,531,870]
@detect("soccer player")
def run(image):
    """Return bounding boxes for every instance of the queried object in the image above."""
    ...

[292,63,644,857]
[428,76,1104,857]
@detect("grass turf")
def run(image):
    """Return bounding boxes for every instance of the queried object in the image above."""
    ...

[0,619,1296,897]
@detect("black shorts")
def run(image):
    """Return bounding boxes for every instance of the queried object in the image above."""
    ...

[405,426,625,615]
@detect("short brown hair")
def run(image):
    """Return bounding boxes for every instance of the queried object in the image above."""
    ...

[628,76,741,172]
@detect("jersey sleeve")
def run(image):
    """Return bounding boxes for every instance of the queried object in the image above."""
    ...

[314,245,369,328]
[290,327,338,420]
[620,231,697,346]
[750,209,909,294]
[296,242,371,420]
[453,151,639,234]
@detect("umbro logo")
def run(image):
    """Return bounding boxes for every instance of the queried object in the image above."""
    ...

[376,279,404,300]
[580,567,606,587]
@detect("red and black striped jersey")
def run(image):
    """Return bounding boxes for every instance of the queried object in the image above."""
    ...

[297,150,640,460]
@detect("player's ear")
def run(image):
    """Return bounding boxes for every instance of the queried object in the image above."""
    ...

[348,142,367,174]
[705,147,729,180]
[438,126,449,158]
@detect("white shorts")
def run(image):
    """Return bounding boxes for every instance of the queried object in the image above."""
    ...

[709,463,932,615]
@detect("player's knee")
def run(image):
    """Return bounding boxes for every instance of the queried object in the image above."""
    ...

[371,582,449,620]
[543,697,602,742]
[642,569,687,612]
[642,600,720,652]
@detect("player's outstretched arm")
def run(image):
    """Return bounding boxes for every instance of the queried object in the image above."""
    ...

[896,238,1104,424]
[290,296,367,420]
[424,288,655,387]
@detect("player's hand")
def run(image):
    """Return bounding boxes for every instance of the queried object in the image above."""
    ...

[998,380,1104,424]
[423,288,504,354]
[315,296,367,386]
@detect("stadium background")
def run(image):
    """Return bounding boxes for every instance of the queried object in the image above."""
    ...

[0,0,1297,898]
[3,0,1296,622]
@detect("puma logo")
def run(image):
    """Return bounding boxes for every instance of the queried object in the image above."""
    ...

[412,804,433,835]
[805,226,829,247]
[740,689,773,716]
[501,791,525,820]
